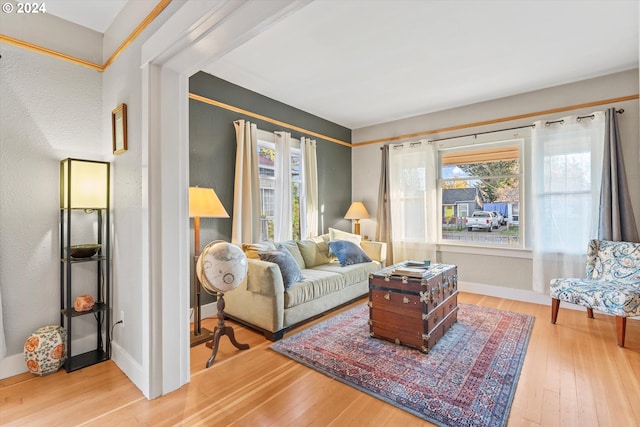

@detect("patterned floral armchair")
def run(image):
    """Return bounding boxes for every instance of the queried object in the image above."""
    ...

[550,239,640,347]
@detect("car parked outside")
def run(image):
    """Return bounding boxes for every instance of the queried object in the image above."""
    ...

[492,211,507,226]
[465,211,499,231]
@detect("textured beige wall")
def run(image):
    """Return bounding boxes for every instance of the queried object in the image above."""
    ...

[0,44,103,364]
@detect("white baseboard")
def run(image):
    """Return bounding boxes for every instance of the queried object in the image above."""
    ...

[201,301,218,320]
[0,352,27,379]
[459,281,554,307]
[459,281,640,319]
[189,301,219,323]
[110,340,147,398]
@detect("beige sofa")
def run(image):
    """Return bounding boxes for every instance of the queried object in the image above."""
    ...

[224,233,386,340]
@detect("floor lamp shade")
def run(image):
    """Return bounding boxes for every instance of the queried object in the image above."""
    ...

[189,187,229,219]
[60,159,109,209]
[344,202,370,235]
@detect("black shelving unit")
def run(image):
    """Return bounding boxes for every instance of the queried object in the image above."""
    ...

[59,159,111,373]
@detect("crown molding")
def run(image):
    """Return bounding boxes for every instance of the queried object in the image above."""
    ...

[0,0,172,72]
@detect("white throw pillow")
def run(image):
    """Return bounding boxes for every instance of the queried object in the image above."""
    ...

[328,227,362,245]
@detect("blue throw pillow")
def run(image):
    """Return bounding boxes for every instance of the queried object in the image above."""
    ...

[259,248,304,289]
[328,240,372,267]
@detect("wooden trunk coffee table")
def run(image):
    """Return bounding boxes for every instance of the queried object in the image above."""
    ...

[368,263,458,353]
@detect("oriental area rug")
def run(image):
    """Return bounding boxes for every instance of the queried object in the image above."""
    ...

[270,303,534,427]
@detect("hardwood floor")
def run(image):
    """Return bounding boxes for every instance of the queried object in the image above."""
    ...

[2,292,639,426]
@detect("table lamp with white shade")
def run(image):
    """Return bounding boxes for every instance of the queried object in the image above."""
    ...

[344,202,370,235]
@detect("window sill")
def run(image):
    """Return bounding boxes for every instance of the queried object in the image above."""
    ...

[437,241,533,259]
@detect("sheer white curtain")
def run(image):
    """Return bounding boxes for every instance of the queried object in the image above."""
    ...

[531,112,605,293]
[388,140,437,263]
[273,131,292,242]
[300,137,318,238]
[231,120,261,244]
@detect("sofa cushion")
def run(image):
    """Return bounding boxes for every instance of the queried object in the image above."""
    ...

[328,227,361,245]
[242,242,276,259]
[285,261,381,308]
[328,240,372,266]
[313,260,381,287]
[311,233,330,243]
[297,239,334,268]
[285,268,345,308]
[259,249,304,289]
[276,240,306,270]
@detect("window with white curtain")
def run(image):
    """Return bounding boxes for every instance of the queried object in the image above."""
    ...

[257,130,302,241]
[530,113,605,293]
[531,114,605,254]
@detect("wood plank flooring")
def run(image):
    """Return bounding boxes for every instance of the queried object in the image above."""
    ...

[1,292,639,426]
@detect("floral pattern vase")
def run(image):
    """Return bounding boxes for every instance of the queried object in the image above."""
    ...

[24,325,67,376]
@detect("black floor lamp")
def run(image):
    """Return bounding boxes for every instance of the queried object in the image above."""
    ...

[188,186,229,347]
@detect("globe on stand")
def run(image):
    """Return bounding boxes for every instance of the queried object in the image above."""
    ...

[196,241,250,368]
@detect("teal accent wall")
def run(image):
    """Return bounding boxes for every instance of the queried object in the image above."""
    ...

[189,72,353,305]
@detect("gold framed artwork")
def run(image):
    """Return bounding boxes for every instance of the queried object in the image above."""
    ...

[112,103,128,155]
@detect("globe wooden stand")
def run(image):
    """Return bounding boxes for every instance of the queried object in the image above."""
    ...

[205,292,249,368]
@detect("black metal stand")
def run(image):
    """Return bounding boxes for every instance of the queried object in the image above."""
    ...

[190,255,213,347]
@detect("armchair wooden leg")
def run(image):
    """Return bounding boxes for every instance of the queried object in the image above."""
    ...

[551,298,560,324]
[586,308,594,319]
[616,316,626,347]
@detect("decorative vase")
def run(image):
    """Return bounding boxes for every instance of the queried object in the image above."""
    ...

[24,325,67,376]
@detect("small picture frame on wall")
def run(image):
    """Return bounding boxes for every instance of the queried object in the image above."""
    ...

[112,103,127,155]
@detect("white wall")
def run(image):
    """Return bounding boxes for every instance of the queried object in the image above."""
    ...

[0,42,104,377]
[0,1,178,386]
[101,10,147,385]
[352,69,640,294]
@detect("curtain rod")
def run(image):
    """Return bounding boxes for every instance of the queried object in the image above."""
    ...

[427,124,534,144]
[365,95,635,147]
[383,108,625,147]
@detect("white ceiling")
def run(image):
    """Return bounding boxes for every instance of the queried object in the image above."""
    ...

[45,0,639,129]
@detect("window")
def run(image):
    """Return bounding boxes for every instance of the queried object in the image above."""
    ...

[536,148,591,252]
[257,132,302,241]
[290,150,302,240]
[439,141,522,246]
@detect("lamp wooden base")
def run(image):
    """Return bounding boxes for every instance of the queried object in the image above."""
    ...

[190,327,213,347]
[205,292,249,368]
